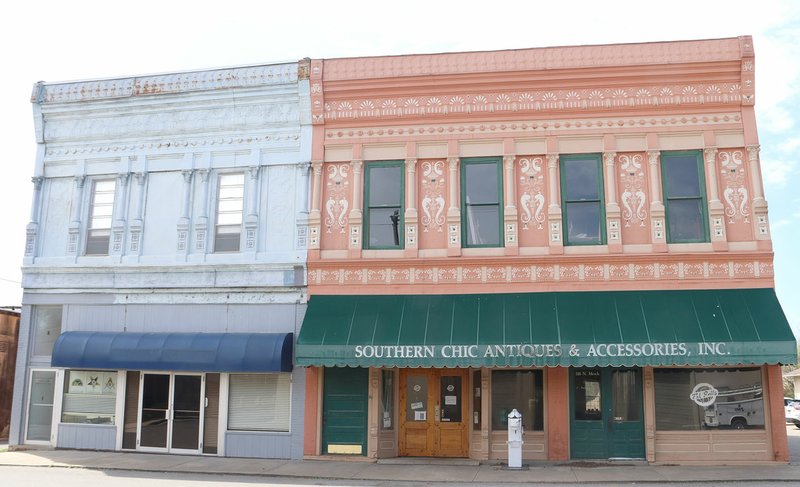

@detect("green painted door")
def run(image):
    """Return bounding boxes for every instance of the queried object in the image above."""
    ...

[322,367,368,455]
[570,368,644,459]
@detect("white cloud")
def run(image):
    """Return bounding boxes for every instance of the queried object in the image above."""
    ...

[761,157,798,187]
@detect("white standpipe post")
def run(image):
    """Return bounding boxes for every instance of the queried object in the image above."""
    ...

[507,409,523,468]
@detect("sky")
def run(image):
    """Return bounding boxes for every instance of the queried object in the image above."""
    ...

[0,1,797,333]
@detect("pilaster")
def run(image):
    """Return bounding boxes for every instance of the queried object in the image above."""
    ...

[348,160,363,258]
[243,165,260,255]
[308,161,323,258]
[110,172,130,260]
[446,157,461,256]
[546,154,563,255]
[67,174,86,258]
[404,158,418,257]
[503,155,518,255]
[647,151,667,252]
[747,145,772,250]
[128,172,147,259]
[176,169,193,258]
[704,148,728,251]
[604,152,622,253]
[24,176,44,263]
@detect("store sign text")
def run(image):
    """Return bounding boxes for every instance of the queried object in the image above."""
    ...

[353,342,731,360]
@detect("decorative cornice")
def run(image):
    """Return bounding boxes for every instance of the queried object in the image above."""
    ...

[322,83,742,122]
[43,101,301,144]
[44,131,301,157]
[324,113,742,142]
[36,63,298,104]
[322,37,745,81]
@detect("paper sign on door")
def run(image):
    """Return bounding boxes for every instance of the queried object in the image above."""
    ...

[414,411,427,421]
[444,395,457,405]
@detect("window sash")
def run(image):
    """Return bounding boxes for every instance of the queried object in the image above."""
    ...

[560,155,606,246]
[215,173,245,252]
[228,373,291,432]
[364,161,404,249]
[461,157,503,248]
[661,151,708,243]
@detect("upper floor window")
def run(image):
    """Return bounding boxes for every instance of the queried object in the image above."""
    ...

[661,151,708,243]
[85,179,115,255]
[461,157,503,247]
[561,154,605,245]
[215,173,245,252]
[32,305,62,357]
[364,161,404,249]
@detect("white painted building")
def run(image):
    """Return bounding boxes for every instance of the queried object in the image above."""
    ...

[10,60,312,459]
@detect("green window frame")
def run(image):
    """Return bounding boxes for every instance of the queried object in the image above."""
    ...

[560,154,606,246]
[364,160,404,249]
[660,150,709,243]
[460,157,504,248]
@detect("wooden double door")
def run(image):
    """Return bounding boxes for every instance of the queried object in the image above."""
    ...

[399,369,469,457]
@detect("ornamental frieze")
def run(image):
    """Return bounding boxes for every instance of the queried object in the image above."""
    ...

[323,84,742,121]
[308,259,772,287]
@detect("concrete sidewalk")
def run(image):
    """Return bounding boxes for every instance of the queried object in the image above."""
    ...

[1,448,800,484]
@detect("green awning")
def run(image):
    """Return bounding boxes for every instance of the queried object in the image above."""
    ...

[296,289,796,368]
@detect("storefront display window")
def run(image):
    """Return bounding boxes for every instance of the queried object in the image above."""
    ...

[228,373,291,432]
[491,370,543,431]
[62,370,117,424]
[654,368,764,431]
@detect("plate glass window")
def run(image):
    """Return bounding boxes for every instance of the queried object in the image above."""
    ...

[26,370,56,442]
[561,155,605,245]
[654,367,764,430]
[365,162,403,249]
[462,158,502,247]
[62,370,117,424]
[491,370,543,431]
[215,173,245,252]
[228,373,291,432]
[661,151,708,243]
[86,179,115,255]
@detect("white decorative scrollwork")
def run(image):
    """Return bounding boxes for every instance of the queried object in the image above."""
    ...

[618,154,647,227]
[719,150,749,223]
[519,158,546,230]
[421,161,446,232]
[324,164,350,233]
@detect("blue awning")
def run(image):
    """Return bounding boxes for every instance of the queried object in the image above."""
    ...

[52,332,293,372]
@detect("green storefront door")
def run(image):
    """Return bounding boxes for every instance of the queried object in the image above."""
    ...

[570,368,644,459]
[322,367,369,455]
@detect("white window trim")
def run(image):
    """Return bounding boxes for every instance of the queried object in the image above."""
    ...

[29,305,63,361]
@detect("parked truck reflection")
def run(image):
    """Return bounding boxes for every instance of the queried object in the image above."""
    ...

[703,384,764,429]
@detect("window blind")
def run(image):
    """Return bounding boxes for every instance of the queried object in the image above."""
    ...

[228,373,290,432]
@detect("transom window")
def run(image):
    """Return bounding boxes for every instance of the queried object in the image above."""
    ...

[86,179,115,255]
[461,157,502,247]
[215,173,245,252]
[661,151,708,243]
[561,154,605,245]
[364,161,404,249]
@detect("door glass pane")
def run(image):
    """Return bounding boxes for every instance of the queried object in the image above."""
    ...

[140,374,169,448]
[440,375,461,423]
[27,371,55,441]
[172,375,201,450]
[381,370,394,430]
[574,369,602,421]
[612,370,641,421]
[406,374,428,422]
